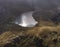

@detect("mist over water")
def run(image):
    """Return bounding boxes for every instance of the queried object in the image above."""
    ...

[13,11,38,27]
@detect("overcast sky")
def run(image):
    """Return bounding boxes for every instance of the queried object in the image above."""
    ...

[0,0,60,9]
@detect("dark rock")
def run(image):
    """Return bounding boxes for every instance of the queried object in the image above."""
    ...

[4,43,17,47]
[34,37,44,47]
[52,39,57,44]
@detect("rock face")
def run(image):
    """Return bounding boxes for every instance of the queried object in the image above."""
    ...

[0,0,60,26]
[50,13,60,24]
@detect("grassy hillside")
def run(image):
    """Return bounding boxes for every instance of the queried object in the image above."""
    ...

[0,21,60,47]
[0,10,60,47]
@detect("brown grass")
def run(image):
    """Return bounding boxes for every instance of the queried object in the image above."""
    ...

[0,21,60,47]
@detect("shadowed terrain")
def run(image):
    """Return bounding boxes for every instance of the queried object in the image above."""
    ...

[0,10,60,47]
